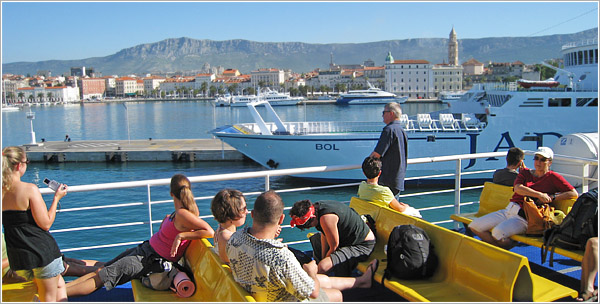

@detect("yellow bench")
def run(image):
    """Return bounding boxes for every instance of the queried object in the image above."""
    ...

[131,238,255,302]
[1,280,37,302]
[449,182,583,262]
[350,197,577,302]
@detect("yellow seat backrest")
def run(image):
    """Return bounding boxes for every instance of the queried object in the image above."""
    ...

[375,207,419,244]
[349,197,381,222]
[475,182,514,217]
[413,219,462,282]
[453,236,527,301]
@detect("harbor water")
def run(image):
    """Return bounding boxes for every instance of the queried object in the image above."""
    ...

[2,100,484,263]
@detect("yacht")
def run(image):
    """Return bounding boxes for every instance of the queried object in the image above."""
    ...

[336,82,407,105]
[215,88,304,107]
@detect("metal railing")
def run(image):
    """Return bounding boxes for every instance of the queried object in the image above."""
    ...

[43,151,597,255]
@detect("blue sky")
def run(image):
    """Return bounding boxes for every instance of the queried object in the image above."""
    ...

[1,1,598,63]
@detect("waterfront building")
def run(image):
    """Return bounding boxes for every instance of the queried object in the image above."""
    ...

[158,76,195,96]
[2,76,28,102]
[17,86,79,102]
[431,64,463,97]
[251,68,285,90]
[103,76,117,97]
[223,69,241,77]
[385,55,432,99]
[78,77,106,100]
[317,70,341,88]
[143,76,166,97]
[462,58,485,75]
[115,77,139,97]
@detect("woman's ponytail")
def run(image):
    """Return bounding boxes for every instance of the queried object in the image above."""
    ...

[170,174,199,217]
[2,146,25,193]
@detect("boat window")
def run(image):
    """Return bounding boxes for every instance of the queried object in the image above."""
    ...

[548,98,571,107]
[578,51,583,65]
[596,49,598,64]
[586,98,598,107]
[576,98,596,107]
[584,50,589,64]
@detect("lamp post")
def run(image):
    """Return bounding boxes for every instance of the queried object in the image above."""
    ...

[26,109,38,145]
[123,102,131,144]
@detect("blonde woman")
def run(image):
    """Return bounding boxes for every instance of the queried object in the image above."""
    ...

[66,174,214,297]
[2,146,68,301]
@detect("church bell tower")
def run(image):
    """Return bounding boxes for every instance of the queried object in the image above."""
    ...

[448,26,458,66]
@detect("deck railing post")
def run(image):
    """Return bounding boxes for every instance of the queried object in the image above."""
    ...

[582,163,590,193]
[265,175,270,191]
[454,159,462,230]
[147,184,153,238]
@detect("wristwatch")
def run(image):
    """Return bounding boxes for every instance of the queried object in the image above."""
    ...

[551,194,556,201]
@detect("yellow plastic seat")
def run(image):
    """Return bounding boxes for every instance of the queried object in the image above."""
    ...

[1,281,38,302]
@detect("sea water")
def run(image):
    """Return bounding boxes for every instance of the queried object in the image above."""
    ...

[2,101,483,262]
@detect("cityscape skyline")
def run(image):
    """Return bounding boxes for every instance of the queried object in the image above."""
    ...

[1,1,598,64]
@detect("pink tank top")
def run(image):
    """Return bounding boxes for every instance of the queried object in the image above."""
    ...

[149,216,190,262]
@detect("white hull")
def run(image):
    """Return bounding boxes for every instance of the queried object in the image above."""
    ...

[213,89,598,182]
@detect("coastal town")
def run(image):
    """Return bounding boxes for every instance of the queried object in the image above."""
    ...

[2,28,548,104]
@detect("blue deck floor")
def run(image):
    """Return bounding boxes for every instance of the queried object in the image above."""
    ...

[67,235,593,302]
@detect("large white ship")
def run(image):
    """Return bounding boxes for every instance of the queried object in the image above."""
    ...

[212,39,598,182]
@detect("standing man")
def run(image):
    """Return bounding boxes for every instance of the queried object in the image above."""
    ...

[370,102,408,196]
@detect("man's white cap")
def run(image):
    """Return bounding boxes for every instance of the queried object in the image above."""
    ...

[535,147,554,160]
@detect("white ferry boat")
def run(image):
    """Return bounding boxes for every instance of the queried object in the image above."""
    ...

[336,82,407,105]
[215,88,304,107]
[212,39,598,182]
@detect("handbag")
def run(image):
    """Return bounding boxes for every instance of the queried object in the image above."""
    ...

[522,197,555,236]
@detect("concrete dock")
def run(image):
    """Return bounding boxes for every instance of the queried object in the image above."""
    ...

[22,139,247,163]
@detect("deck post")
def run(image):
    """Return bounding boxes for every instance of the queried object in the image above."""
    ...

[147,184,154,237]
[454,159,462,230]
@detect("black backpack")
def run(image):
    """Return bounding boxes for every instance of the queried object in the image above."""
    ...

[383,224,438,281]
[542,188,598,266]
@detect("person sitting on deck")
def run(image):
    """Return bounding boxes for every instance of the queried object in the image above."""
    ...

[358,156,421,218]
[227,190,379,302]
[210,189,250,264]
[493,147,525,186]
[65,174,214,298]
[289,199,376,277]
[469,147,578,249]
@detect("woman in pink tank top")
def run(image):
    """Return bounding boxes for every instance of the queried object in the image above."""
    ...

[65,174,214,298]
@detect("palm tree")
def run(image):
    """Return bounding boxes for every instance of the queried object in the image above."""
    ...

[47,92,53,101]
[37,93,44,101]
[228,83,239,94]
[200,82,208,97]
[209,85,217,97]
[18,92,25,102]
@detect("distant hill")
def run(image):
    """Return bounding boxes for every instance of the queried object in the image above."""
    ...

[3,28,597,76]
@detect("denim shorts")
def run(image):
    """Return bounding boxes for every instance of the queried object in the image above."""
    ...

[15,256,65,281]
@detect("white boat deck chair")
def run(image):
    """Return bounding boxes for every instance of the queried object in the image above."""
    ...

[461,113,483,131]
[439,113,459,131]
[398,114,414,131]
[417,113,436,131]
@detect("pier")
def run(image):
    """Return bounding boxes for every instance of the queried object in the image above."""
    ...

[22,139,247,163]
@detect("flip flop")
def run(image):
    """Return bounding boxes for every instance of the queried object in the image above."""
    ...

[576,290,598,302]
[367,259,379,287]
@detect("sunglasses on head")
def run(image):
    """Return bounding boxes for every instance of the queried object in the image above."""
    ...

[533,156,549,162]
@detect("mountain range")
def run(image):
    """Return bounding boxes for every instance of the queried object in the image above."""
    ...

[2,28,597,76]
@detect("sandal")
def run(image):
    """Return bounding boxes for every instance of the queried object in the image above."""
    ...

[366,259,379,288]
[576,290,598,302]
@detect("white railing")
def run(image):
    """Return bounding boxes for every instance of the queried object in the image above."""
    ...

[43,151,597,255]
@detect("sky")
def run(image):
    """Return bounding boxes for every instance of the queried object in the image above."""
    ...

[1,1,598,63]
